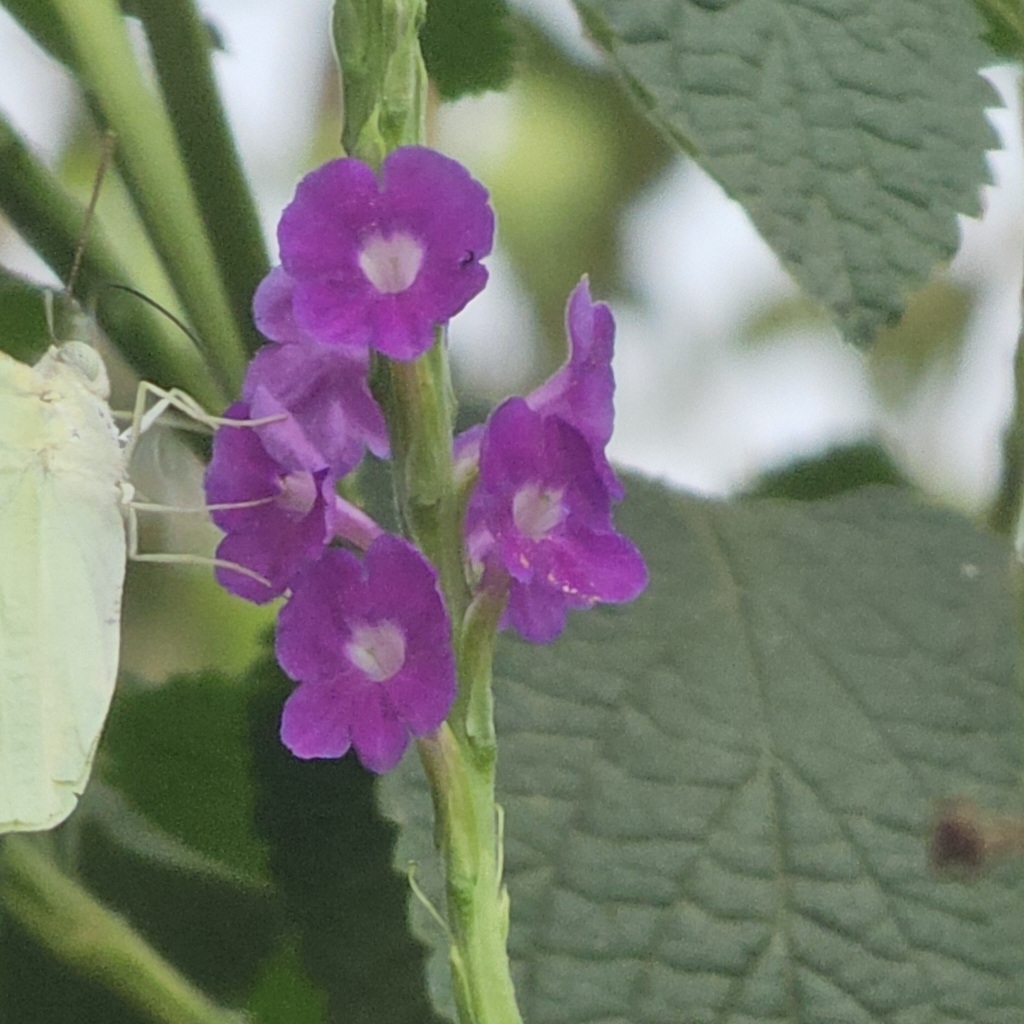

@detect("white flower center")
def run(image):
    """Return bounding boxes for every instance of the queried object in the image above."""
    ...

[358,232,424,294]
[346,620,407,681]
[513,483,566,540]
[277,470,317,514]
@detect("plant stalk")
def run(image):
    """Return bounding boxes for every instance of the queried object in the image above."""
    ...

[0,836,246,1024]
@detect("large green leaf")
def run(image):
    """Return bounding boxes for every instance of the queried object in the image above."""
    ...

[100,673,269,881]
[383,481,1024,1022]
[571,0,997,347]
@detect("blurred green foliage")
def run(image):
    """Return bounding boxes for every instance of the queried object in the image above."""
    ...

[421,0,515,98]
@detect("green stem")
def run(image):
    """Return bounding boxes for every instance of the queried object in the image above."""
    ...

[133,0,270,359]
[0,836,245,1024]
[417,724,521,1024]
[48,0,249,396]
[452,589,508,752]
[390,357,519,1023]
[375,185,520,1024]
[378,333,472,625]
[0,114,219,409]
[334,1,521,1018]
[333,0,427,165]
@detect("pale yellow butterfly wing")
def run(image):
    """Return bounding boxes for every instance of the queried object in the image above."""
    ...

[0,344,127,832]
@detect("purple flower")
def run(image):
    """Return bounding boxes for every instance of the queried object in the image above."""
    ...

[276,535,456,772]
[526,277,622,500]
[243,340,389,477]
[467,398,647,643]
[274,146,494,359]
[205,403,339,602]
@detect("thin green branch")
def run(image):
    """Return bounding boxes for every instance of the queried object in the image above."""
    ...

[0,115,219,409]
[0,0,76,68]
[0,836,247,1024]
[48,0,250,396]
[133,0,270,359]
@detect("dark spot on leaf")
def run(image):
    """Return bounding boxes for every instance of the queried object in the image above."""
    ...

[931,797,1024,877]
[931,814,985,872]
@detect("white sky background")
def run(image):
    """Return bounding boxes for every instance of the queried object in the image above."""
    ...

[1,1,1022,509]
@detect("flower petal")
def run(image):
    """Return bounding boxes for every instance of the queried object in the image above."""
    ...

[526,278,623,499]
[206,406,340,601]
[350,687,411,773]
[244,341,389,476]
[280,681,355,759]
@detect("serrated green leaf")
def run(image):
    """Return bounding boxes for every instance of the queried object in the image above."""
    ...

[383,480,1024,1023]
[571,0,998,347]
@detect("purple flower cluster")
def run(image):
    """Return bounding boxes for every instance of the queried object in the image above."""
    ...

[206,146,645,772]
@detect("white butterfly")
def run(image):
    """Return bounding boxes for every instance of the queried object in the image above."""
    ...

[0,338,266,833]
[0,341,128,832]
